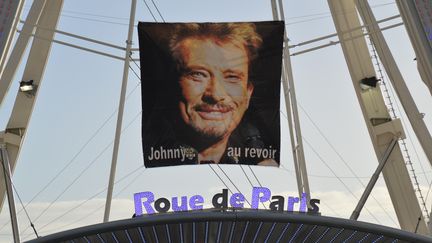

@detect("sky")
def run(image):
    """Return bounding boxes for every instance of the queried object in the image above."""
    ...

[0,0,432,242]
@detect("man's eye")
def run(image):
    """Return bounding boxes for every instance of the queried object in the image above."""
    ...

[189,71,208,80]
[225,75,242,82]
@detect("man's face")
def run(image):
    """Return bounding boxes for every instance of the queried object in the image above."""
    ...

[176,37,254,141]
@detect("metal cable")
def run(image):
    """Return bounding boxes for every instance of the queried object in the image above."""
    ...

[207,164,236,198]
[302,137,382,224]
[19,47,141,233]
[21,5,131,21]
[19,141,115,236]
[19,111,142,236]
[277,161,396,178]
[35,166,145,234]
[130,56,141,70]
[423,178,432,218]
[10,179,39,238]
[0,150,38,238]
[0,80,142,232]
[141,0,157,22]
[150,0,165,22]
[296,106,398,225]
[247,165,267,209]
[273,163,344,217]
[18,2,394,29]
[60,14,130,26]
[215,164,251,207]
[21,166,145,241]
[280,110,387,223]
[207,164,253,207]
[239,165,266,209]
[59,9,130,21]
[129,53,142,82]
[286,2,395,26]
[129,64,141,81]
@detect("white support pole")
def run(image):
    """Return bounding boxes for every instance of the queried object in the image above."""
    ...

[270,0,279,20]
[278,0,311,200]
[0,145,20,243]
[350,137,398,220]
[269,0,302,198]
[271,0,311,199]
[103,0,136,223]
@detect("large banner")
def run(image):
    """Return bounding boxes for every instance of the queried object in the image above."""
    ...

[138,21,283,167]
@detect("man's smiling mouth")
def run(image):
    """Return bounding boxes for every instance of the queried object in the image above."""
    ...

[195,104,233,120]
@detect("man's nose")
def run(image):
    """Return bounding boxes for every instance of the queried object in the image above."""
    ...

[203,77,226,103]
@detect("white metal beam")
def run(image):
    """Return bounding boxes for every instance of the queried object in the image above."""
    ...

[288,14,400,49]
[0,0,63,210]
[271,0,311,200]
[291,22,403,57]
[0,0,46,108]
[328,0,428,234]
[19,20,126,50]
[355,0,432,178]
[103,0,137,222]
[0,0,25,84]
[16,30,125,61]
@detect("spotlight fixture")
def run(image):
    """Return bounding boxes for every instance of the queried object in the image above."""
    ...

[359,76,379,90]
[19,80,34,92]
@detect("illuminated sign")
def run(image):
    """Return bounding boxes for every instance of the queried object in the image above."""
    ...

[134,187,320,216]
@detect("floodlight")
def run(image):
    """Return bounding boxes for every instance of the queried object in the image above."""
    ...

[19,80,34,92]
[359,76,379,90]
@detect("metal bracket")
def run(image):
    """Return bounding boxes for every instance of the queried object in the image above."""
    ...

[0,128,24,146]
[372,118,406,140]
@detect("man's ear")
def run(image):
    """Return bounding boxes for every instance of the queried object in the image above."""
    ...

[246,82,254,107]
[247,82,254,96]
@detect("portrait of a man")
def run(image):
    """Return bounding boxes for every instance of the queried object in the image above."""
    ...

[138,21,284,167]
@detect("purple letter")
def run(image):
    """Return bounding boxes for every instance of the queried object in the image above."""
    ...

[299,193,307,212]
[230,193,245,208]
[287,196,299,211]
[134,191,155,215]
[189,195,204,210]
[251,187,271,209]
[172,196,188,212]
